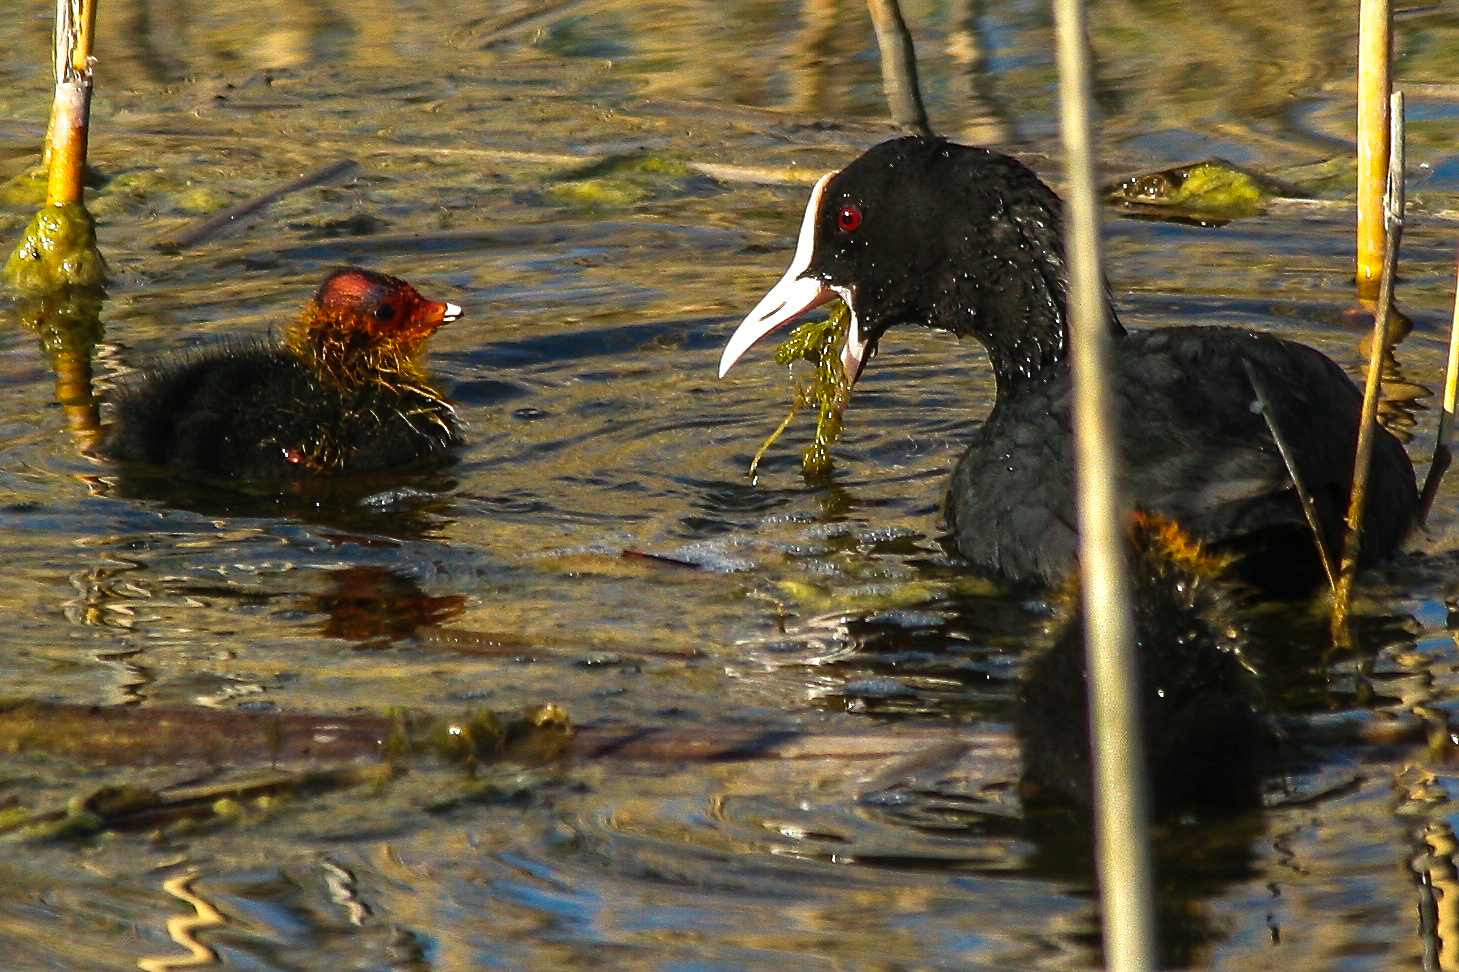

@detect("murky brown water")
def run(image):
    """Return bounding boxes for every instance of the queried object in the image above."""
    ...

[4,1,1459,969]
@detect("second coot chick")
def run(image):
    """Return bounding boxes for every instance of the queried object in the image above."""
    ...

[1019,513,1269,818]
[102,267,463,481]
[720,136,1418,597]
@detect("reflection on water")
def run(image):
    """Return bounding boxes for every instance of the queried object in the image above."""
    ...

[3,0,1459,968]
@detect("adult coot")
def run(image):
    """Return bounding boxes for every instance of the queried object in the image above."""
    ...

[720,136,1417,596]
[102,267,463,481]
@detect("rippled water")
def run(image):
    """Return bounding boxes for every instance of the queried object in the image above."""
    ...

[4,1,1459,969]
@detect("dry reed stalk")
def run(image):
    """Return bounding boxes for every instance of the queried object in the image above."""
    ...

[1356,0,1392,300]
[1052,0,1157,967]
[44,0,97,208]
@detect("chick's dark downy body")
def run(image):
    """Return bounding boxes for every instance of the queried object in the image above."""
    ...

[1019,516,1268,817]
[102,268,463,482]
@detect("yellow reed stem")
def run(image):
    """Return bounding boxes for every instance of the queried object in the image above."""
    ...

[43,0,97,207]
[1356,0,1392,301]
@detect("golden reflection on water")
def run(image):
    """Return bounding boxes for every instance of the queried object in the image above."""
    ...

[137,873,225,972]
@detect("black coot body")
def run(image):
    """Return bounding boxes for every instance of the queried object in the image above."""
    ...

[720,136,1417,597]
[101,268,463,482]
[948,324,1413,595]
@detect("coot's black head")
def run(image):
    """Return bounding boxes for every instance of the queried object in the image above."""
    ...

[722,136,1093,392]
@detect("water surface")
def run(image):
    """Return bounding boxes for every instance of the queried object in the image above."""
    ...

[4,1,1459,968]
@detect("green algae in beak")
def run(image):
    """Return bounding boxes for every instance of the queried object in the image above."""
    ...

[749,300,853,479]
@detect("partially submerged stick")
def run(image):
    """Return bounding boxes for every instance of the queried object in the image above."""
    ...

[1243,361,1338,589]
[155,158,360,251]
[0,697,1005,771]
[0,697,1016,836]
[1335,91,1405,627]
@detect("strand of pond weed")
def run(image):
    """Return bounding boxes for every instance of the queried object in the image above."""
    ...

[750,301,852,478]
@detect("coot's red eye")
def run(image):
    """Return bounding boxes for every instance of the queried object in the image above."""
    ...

[836,205,863,232]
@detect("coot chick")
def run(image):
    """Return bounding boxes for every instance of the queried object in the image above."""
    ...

[1019,513,1268,818]
[102,267,463,481]
[720,136,1418,597]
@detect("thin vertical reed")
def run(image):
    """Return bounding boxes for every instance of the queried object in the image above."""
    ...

[1356,0,1392,300]
[44,0,97,208]
[866,0,933,136]
[1051,0,1156,968]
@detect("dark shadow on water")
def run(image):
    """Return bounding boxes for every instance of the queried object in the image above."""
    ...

[97,460,462,541]
[1022,804,1269,969]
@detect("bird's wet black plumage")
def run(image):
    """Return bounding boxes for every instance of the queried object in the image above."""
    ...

[721,136,1421,814]
[721,135,1418,597]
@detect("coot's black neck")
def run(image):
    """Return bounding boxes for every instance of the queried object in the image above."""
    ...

[971,298,1125,400]
[940,205,1124,397]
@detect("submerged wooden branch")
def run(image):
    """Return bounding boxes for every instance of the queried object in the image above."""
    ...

[0,698,1006,770]
[155,158,360,250]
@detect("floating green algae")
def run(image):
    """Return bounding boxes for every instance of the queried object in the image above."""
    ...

[1103,158,1305,223]
[547,148,707,208]
[400,703,573,767]
[5,202,106,293]
[750,300,853,479]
